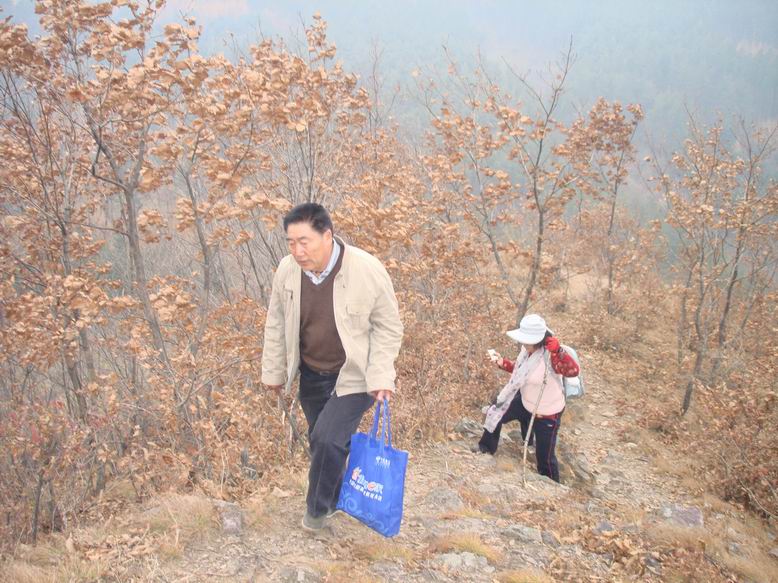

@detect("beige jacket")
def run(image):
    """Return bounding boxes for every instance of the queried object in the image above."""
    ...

[261,239,403,396]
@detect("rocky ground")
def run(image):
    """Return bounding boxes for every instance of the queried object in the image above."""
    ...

[151,369,778,582]
[5,366,778,582]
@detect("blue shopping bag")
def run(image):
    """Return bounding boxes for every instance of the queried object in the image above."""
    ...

[336,399,408,537]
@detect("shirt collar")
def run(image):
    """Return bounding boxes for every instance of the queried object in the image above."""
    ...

[303,240,341,285]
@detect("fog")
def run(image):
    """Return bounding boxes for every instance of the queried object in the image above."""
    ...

[4,0,777,151]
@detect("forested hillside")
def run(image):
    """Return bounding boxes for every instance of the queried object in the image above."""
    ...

[0,2,776,580]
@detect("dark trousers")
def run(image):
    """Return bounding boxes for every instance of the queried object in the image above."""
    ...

[478,397,563,482]
[298,364,374,518]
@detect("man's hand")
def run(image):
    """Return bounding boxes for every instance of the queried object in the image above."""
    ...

[370,389,393,402]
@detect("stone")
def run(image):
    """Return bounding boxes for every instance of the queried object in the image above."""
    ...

[658,504,704,528]
[574,428,582,436]
[423,488,464,512]
[279,567,320,582]
[477,481,501,496]
[431,517,489,536]
[542,530,561,548]
[768,547,778,559]
[726,526,741,540]
[502,524,542,544]
[436,551,488,571]
[454,418,482,436]
[590,488,607,500]
[473,453,498,467]
[601,411,616,418]
[644,555,662,574]
[575,455,592,475]
[728,542,743,556]
[370,561,407,580]
[483,504,501,516]
[595,520,615,534]
[214,501,243,535]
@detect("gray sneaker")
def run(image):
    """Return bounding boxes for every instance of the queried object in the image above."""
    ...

[301,511,326,531]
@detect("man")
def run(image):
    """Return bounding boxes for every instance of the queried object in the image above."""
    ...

[261,203,403,531]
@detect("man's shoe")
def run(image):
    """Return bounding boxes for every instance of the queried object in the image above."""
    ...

[301,511,326,531]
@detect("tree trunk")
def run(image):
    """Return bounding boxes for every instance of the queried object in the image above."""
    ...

[519,209,544,323]
[677,267,695,367]
[605,201,618,314]
[31,470,45,544]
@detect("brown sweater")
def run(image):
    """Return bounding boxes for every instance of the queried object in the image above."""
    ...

[299,244,346,373]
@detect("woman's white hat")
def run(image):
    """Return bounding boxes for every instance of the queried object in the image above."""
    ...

[506,314,553,344]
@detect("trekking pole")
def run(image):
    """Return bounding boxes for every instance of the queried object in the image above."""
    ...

[522,349,549,488]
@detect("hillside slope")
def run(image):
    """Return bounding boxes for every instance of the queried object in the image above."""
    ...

[3,362,777,582]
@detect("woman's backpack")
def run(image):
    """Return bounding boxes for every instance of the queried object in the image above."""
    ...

[543,345,585,399]
[560,345,584,399]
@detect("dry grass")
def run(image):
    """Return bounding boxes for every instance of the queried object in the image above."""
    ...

[646,523,710,551]
[290,470,309,497]
[439,506,493,520]
[716,549,778,583]
[101,478,139,503]
[496,457,519,473]
[429,532,502,564]
[551,506,591,535]
[648,517,778,582]
[305,559,376,582]
[244,493,270,529]
[457,484,488,509]
[352,539,416,563]
[130,493,216,539]
[650,450,703,488]
[0,494,216,581]
[700,493,735,515]
[124,492,217,559]
[1,541,108,583]
[495,568,555,583]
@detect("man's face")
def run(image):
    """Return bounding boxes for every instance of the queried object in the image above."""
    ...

[286,221,333,272]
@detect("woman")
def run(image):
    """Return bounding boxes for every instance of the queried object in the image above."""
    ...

[477,314,579,483]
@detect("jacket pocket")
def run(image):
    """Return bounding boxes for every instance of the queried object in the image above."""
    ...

[347,303,371,333]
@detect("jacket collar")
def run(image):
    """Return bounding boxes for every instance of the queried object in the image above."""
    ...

[284,235,350,290]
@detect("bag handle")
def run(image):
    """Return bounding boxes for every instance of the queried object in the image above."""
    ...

[368,399,393,451]
[370,400,382,440]
[381,398,392,449]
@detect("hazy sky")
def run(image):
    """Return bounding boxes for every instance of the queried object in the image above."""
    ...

[3,0,777,146]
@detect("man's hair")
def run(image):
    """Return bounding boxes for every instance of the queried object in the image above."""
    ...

[283,202,334,235]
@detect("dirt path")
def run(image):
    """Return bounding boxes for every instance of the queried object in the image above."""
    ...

[152,364,775,582]
[7,363,774,582]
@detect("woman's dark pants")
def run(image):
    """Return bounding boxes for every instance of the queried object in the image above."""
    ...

[478,397,563,482]
[298,364,374,518]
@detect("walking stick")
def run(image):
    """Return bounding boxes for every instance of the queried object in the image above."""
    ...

[522,348,549,487]
[277,391,309,456]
